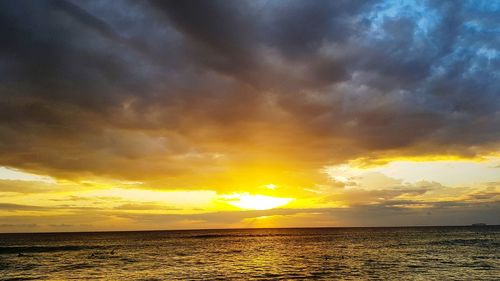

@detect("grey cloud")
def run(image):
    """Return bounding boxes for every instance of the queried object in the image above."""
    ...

[327,187,433,206]
[466,191,500,201]
[0,0,498,183]
[150,0,266,86]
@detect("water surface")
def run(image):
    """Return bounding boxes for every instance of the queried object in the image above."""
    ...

[0,226,498,280]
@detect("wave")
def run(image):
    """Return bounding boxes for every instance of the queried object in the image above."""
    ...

[429,238,499,247]
[0,245,106,254]
[182,233,323,239]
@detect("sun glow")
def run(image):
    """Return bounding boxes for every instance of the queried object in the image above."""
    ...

[223,193,293,210]
[265,183,277,190]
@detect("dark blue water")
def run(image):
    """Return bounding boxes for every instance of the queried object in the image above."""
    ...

[0,226,499,280]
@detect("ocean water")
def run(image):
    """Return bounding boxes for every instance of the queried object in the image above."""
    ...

[0,226,498,280]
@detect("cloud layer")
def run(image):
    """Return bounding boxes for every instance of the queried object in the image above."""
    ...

[0,0,499,231]
[1,0,499,186]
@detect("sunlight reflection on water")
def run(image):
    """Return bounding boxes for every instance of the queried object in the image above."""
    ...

[0,226,499,280]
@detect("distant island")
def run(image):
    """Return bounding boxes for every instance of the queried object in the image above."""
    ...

[471,223,487,227]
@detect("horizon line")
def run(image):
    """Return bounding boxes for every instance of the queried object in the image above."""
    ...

[1,224,497,235]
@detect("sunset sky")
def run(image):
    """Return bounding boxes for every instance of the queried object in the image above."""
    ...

[0,0,499,232]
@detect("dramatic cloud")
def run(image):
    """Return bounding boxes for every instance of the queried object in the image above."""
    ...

[0,0,499,231]
[0,0,498,184]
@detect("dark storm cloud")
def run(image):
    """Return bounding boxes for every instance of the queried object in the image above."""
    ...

[150,0,257,81]
[0,0,498,184]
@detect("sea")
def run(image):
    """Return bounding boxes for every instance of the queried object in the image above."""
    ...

[0,226,498,280]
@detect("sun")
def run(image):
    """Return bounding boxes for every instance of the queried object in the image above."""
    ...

[223,193,293,210]
[264,183,277,190]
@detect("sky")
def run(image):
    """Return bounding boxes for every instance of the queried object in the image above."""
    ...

[0,0,499,232]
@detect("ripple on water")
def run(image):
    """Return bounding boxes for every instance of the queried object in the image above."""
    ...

[0,227,498,280]
[0,245,107,254]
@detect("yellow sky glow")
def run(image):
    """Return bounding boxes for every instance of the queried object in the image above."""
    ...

[220,193,293,210]
[0,155,498,231]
